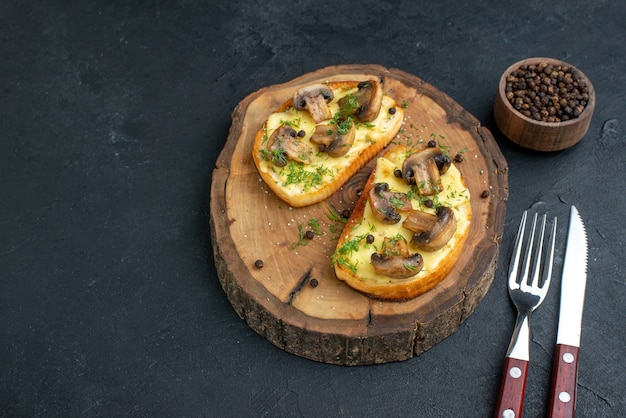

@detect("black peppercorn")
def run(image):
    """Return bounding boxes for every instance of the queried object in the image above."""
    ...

[304,230,315,240]
[254,259,264,269]
[388,107,396,115]
[310,278,319,288]
[297,130,306,137]
[394,169,402,178]
[504,61,588,122]
[423,199,434,208]
[427,140,437,148]
[341,209,351,219]
[453,153,464,163]
[480,190,490,199]
[366,234,375,244]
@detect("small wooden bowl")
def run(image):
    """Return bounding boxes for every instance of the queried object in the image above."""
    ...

[494,57,595,152]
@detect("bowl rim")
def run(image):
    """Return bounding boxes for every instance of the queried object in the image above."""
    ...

[497,56,595,127]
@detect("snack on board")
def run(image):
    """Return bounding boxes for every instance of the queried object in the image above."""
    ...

[252,79,404,207]
[332,144,472,301]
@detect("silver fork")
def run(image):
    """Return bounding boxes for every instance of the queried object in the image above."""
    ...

[494,211,557,418]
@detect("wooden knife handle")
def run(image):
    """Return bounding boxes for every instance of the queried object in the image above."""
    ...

[548,343,580,417]
[494,357,529,418]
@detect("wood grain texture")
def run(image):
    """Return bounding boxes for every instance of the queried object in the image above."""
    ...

[548,344,580,418]
[210,64,509,365]
[494,357,529,418]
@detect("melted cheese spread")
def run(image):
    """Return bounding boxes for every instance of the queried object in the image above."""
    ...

[336,147,471,284]
[257,89,402,197]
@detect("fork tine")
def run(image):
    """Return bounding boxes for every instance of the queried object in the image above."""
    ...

[520,213,539,286]
[529,215,557,291]
[508,211,528,288]
[529,214,548,289]
[541,217,558,289]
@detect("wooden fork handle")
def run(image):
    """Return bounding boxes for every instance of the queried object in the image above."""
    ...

[548,344,579,417]
[494,357,528,418]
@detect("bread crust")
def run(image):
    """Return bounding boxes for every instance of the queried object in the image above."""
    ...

[252,81,403,208]
[333,145,472,301]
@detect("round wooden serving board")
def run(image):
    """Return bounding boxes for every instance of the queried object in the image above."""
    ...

[210,64,508,365]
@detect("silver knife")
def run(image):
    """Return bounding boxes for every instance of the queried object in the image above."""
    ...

[548,205,589,417]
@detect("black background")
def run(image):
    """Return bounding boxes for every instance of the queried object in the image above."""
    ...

[1,1,625,416]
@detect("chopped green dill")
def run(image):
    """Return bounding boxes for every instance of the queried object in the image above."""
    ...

[350,220,363,231]
[339,93,359,114]
[261,127,269,144]
[340,235,364,254]
[337,118,352,135]
[316,164,334,180]
[331,234,368,273]
[325,205,347,223]
[389,196,406,209]
[290,223,308,250]
[307,218,322,235]
[281,162,329,190]
[325,204,348,240]
[419,194,442,209]
[334,256,358,275]
[328,91,384,135]
[328,222,342,236]
[280,117,301,129]
[401,100,409,108]
[272,148,287,166]
[406,187,419,201]
[403,262,419,272]
[259,148,270,161]
[389,233,406,245]
[290,218,323,250]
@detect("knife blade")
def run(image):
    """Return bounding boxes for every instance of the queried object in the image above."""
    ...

[548,205,588,418]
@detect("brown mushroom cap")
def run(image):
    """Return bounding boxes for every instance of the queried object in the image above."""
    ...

[293,84,334,123]
[310,122,356,158]
[371,235,423,279]
[402,147,451,196]
[402,206,457,251]
[338,79,384,122]
[367,182,413,224]
[266,125,313,166]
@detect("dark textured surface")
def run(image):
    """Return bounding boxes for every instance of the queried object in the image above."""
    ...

[1,1,624,416]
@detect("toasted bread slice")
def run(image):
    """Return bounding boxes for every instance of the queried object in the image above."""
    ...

[332,145,472,301]
[252,81,403,207]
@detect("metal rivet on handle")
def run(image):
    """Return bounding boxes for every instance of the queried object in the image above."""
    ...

[503,409,515,418]
[559,391,571,403]
[563,352,574,363]
[509,367,522,378]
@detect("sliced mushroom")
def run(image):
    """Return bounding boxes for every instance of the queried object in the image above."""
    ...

[402,147,451,196]
[310,121,356,157]
[368,182,413,224]
[293,84,334,123]
[266,125,312,166]
[371,236,423,279]
[338,79,384,122]
[402,206,457,251]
